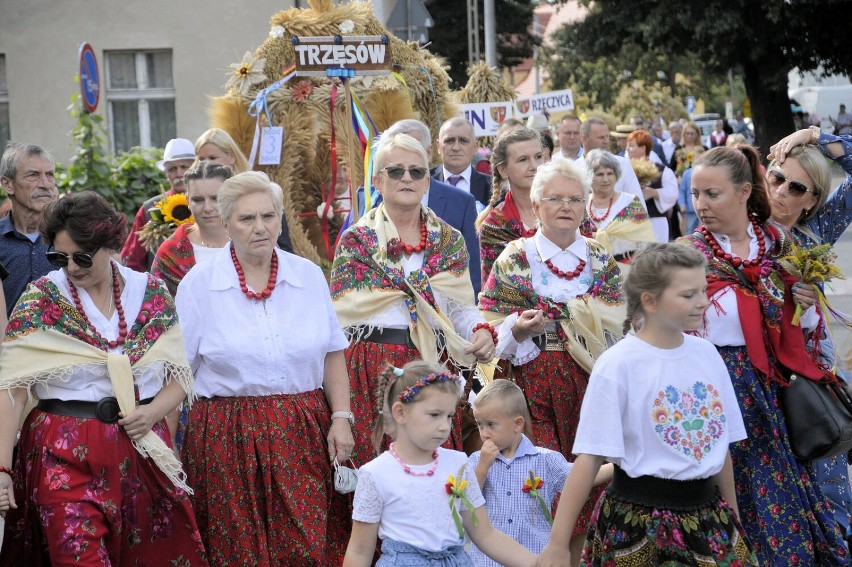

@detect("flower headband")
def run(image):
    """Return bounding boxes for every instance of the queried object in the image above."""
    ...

[398,372,461,404]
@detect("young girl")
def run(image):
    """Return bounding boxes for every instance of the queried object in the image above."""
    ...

[342,360,537,567]
[538,243,757,567]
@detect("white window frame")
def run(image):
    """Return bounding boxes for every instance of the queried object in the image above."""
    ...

[105,50,175,151]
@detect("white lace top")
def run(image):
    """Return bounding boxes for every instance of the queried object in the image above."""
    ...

[352,448,485,551]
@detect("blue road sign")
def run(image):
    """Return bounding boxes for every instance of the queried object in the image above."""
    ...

[79,43,100,113]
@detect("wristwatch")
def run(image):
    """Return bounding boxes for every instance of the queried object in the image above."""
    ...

[331,411,355,426]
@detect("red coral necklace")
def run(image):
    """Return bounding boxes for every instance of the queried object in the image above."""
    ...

[231,245,278,300]
[68,261,128,349]
[403,221,428,255]
[700,217,766,269]
[544,258,587,280]
[587,197,613,223]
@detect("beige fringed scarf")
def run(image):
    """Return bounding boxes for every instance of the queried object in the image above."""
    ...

[331,204,478,369]
[0,277,195,493]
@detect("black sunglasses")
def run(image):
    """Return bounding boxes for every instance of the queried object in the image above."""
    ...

[381,166,428,181]
[46,250,96,269]
[767,169,812,197]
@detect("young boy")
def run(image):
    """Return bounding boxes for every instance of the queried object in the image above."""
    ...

[468,380,612,567]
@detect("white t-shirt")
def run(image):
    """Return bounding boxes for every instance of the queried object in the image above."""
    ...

[35,263,166,401]
[573,334,746,480]
[175,247,348,398]
[352,448,485,552]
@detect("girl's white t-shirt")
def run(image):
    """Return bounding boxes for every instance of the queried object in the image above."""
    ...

[573,333,746,480]
[352,447,485,552]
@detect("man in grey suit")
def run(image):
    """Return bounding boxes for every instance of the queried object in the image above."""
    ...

[431,117,492,211]
[382,119,483,297]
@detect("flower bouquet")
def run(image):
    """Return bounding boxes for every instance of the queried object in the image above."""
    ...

[630,158,660,186]
[523,470,553,526]
[778,243,845,326]
[446,465,478,539]
[137,193,194,253]
[674,147,704,177]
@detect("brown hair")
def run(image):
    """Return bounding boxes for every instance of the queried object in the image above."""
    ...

[41,191,127,252]
[476,126,541,228]
[372,360,461,455]
[622,243,707,334]
[693,145,771,222]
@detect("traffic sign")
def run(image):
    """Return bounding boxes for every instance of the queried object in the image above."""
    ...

[78,43,100,113]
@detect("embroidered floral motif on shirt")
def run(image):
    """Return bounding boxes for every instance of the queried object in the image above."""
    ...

[652,381,726,462]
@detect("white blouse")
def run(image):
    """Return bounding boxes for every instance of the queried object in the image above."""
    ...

[35,263,165,402]
[176,247,348,398]
[496,230,593,363]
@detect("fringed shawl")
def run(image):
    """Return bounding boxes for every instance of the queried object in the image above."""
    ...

[479,237,625,373]
[680,226,836,386]
[331,204,478,368]
[480,194,538,285]
[0,274,196,493]
[580,195,656,257]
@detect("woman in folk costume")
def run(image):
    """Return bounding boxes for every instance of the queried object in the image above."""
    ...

[478,157,625,561]
[176,171,352,566]
[151,161,233,297]
[477,126,544,284]
[331,132,498,467]
[579,148,654,264]
[681,145,849,565]
[0,191,205,566]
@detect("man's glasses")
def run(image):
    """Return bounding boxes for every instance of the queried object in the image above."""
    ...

[46,250,96,268]
[540,196,585,208]
[381,166,428,181]
[767,169,813,197]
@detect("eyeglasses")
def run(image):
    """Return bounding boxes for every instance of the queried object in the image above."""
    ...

[540,196,585,208]
[767,169,813,197]
[46,250,97,268]
[381,166,428,181]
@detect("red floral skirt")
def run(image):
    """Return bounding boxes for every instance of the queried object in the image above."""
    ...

[345,340,463,468]
[509,350,604,536]
[0,409,207,566]
[182,390,348,567]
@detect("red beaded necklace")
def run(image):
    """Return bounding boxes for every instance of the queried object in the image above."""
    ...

[231,245,279,300]
[543,258,587,280]
[700,217,766,269]
[587,197,613,223]
[389,442,439,477]
[68,261,128,349]
[403,221,428,255]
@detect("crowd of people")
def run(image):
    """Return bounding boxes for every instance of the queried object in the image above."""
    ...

[0,109,850,567]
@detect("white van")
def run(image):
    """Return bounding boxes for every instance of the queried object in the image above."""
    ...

[788,85,852,130]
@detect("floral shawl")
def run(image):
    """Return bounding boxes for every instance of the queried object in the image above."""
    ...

[480,192,537,285]
[151,222,196,297]
[479,237,625,373]
[0,273,195,492]
[580,195,655,257]
[331,204,477,368]
[679,225,835,385]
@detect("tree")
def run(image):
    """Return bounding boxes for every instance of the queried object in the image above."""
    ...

[425,0,538,88]
[548,0,852,150]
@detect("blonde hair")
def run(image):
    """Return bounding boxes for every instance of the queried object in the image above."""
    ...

[194,128,250,173]
[767,145,831,226]
[373,133,428,172]
[623,243,706,334]
[217,171,284,222]
[372,360,461,455]
[474,379,531,425]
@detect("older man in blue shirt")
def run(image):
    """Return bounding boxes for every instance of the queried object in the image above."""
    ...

[0,142,58,315]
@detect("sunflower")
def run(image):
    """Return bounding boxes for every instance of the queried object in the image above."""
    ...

[225,51,267,96]
[159,193,194,226]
